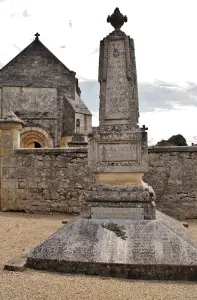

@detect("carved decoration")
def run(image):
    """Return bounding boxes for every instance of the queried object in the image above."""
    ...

[103,39,108,81]
[107,8,127,30]
[124,37,132,80]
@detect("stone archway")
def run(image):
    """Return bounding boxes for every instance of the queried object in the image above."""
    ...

[20,127,53,148]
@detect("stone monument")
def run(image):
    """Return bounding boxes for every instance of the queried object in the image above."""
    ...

[86,7,155,221]
[8,8,197,280]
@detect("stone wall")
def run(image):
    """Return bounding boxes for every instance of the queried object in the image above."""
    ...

[144,146,197,220]
[1,144,197,219]
[1,86,58,143]
[1,148,90,214]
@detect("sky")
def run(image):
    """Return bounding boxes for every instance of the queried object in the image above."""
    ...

[1,0,197,145]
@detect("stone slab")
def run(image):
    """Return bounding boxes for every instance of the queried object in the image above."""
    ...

[25,211,197,280]
[98,143,137,162]
[86,184,150,202]
[4,256,27,272]
[91,207,144,219]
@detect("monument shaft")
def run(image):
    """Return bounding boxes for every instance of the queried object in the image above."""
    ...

[86,8,154,220]
[99,32,139,125]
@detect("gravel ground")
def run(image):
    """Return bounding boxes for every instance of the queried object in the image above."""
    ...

[1,212,197,300]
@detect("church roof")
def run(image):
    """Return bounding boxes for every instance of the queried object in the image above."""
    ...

[65,93,92,115]
[0,33,92,117]
[0,33,74,76]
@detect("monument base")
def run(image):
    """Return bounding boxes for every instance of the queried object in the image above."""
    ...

[25,211,197,281]
[84,184,156,220]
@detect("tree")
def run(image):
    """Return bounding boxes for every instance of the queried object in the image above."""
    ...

[156,134,187,146]
[167,134,187,146]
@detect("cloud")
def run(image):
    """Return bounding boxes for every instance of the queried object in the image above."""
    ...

[90,47,99,55]
[79,79,197,114]
[69,20,72,29]
[79,79,197,145]
[10,13,16,18]
[138,81,197,112]
[12,44,22,51]
[22,9,30,18]
[10,9,30,18]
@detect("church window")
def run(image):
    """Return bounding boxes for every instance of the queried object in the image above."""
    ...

[76,119,80,133]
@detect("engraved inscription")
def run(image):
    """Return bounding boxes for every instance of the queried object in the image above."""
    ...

[129,224,156,263]
[124,37,132,80]
[113,47,120,57]
[98,143,137,162]
[91,207,144,220]
[105,40,131,119]
[100,231,126,263]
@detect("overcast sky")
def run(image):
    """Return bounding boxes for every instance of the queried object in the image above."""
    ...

[1,0,197,144]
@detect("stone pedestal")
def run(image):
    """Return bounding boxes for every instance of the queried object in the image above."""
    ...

[83,184,155,220]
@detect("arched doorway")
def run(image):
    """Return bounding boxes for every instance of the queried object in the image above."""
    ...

[20,127,53,148]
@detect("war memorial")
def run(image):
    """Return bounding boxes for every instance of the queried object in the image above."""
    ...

[4,8,197,280]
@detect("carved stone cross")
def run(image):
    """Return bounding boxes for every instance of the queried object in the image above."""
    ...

[34,32,40,41]
[141,125,148,131]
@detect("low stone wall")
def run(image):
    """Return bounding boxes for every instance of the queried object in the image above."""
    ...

[1,148,90,214]
[1,145,197,219]
[144,146,197,220]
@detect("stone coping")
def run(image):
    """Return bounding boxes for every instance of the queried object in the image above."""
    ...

[14,147,88,154]
[13,146,197,154]
[148,146,197,152]
[0,119,24,123]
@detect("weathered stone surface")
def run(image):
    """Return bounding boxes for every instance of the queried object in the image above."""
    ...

[91,207,144,219]
[89,125,148,174]
[0,148,90,214]
[26,211,197,280]
[99,30,139,125]
[85,184,150,202]
[68,133,88,147]
[1,144,197,219]
[4,256,27,272]
[145,147,197,219]
[87,16,152,221]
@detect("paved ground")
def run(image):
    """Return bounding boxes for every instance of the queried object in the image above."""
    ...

[1,212,197,300]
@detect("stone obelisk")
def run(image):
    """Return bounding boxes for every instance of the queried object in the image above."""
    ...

[86,7,155,220]
[25,8,197,281]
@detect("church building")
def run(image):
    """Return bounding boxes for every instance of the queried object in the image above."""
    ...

[0,33,92,148]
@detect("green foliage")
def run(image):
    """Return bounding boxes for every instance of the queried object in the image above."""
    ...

[167,134,187,146]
